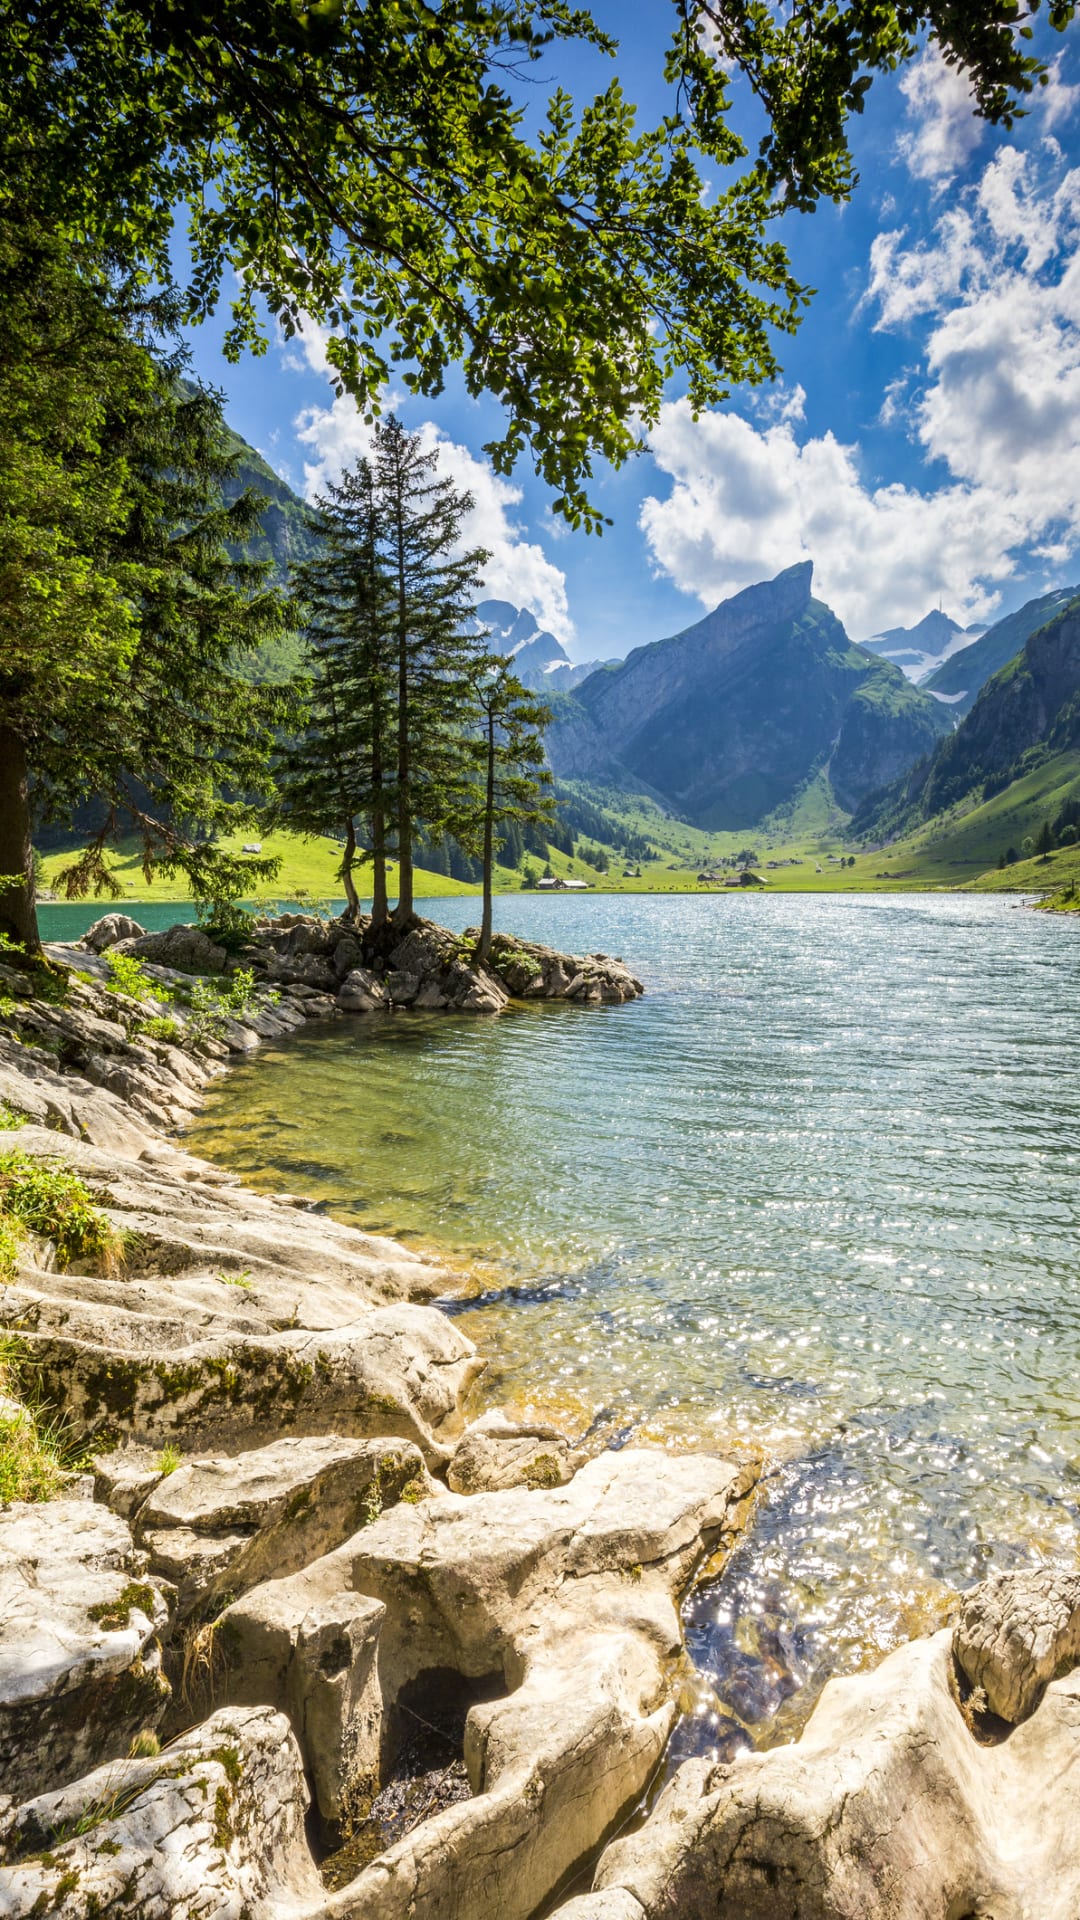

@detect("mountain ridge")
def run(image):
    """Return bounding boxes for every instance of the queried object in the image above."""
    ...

[923,586,1078,716]
[547,563,952,828]
[853,592,1080,841]
[860,609,984,683]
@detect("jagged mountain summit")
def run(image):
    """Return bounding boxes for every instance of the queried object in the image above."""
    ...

[474,599,620,692]
[544,562,952,828]
[861,608,984,683]
[854,589,1080,840]
[923,585,1079,716]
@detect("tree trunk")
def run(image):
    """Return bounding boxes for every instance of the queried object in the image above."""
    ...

[392,524,413,927]
[0,724,40,954]
[340,817,360,920]
[477,711,495,964]
[370,693,389,931]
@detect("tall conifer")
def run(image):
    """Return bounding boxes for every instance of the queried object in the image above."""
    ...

[372,419,488,930]
[280,462,396,925]
[464,662,554,963]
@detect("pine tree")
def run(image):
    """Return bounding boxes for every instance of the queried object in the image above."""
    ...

[279,462,396,924]
[463,661,554,963]
[373,418,488,931]
[0,216,290,953]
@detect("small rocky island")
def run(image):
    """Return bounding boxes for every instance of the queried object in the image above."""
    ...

[0,917,1077,1918]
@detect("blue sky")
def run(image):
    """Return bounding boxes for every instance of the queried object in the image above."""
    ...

[183,4,1080,661]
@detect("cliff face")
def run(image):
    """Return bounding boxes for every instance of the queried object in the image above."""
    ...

[546,564,950,828]
[854,596,1080,836]
[924,585,1077,716]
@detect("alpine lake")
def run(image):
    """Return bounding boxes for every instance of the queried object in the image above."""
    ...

[45,890,1080,1768]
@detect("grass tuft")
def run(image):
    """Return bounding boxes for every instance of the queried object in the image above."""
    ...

[0,1333,89,1503]
[0,1150,122,1273]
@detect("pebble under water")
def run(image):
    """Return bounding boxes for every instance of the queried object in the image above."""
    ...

[186,890,1080,1756]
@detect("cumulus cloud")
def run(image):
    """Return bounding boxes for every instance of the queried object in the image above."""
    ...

[1038,55,1080,131]
[641,141,1080,638]
[897,44,985,185]
[282,318,574,643]
[639,403,1021,636]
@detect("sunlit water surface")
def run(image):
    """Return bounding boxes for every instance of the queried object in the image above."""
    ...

[183,892,1080,1758]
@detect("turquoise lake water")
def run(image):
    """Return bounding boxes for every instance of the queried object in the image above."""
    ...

[73,890,1080,1756]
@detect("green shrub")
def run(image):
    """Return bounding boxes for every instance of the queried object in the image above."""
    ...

[0,1104,25,1131]
[132,1015,183,1044]
[0,1215,23,1277]
[0,1150,119,1271]
[106,951,171,1003]
[184,967,269,1037]
[195,897,257,953]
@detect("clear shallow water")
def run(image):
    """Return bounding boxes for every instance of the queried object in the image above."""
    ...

[185,892,1080,1755]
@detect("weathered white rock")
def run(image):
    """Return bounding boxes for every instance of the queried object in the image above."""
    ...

[5,1124,452,1316]
[0,1500,170,1801]
[447,1409,584,1494]
[14,1305,481,1468]
[569,1618,1080,1920]
[0,1037,156,1156]
[0,1705,322,1917]
[135,1434,427,1615]
[954,1564,1080,1723]
[219,1447,753,1920]
[218,1571,387,1827]
[82,911,146,951]
[93,1443,165,1519]
[269,951,338,991]
[113,924,229,973]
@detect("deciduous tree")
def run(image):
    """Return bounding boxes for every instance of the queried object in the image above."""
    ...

[8,3,1064,533]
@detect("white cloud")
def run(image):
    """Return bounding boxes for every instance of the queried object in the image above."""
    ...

[1038,55,1080,131]
[753,382,807,425]
[639,402,1020,637]
[897,44,984,185]
[640,141,1080,639]
[871,146,1080,522]
[283,318,573,643]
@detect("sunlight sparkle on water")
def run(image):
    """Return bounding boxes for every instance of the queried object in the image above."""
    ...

[187,891,1080,1749]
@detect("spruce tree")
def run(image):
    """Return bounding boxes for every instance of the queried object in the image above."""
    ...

[464,661,554,964]
[372,418,488,931]
[280,461,396,925]
[0,215,290,953]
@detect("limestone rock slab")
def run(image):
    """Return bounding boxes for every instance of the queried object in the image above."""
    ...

[568,1616,1080,1920]
[136,1433,427,1615]
[82,911,146,951]
[954,1565,1080,1724]
[0,1499,170,1801]
[447,1409,584,1494]
[0,1705,321,1917]
[15,1305,481,1468]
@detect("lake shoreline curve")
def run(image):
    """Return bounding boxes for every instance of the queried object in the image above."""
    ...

[0,915,1076,1918]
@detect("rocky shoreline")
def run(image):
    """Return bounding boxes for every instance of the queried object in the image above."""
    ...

[0,915,1078,1917]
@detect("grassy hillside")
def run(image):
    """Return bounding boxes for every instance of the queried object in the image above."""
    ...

[41,753,1080,909]
[40,832,477,907]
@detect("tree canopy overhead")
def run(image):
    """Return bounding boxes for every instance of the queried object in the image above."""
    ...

[6,1,1072,531]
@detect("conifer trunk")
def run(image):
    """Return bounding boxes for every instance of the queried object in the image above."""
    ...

[0,725,40,954]
[340,817,361,919]
[478,710,495,964]
[369,686,389,929]
[393,509,413,927]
